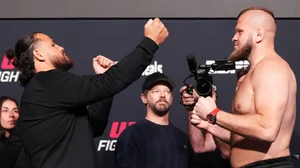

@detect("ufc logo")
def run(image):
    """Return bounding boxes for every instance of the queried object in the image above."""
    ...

[1,54,15,70]
[109,121,136,138]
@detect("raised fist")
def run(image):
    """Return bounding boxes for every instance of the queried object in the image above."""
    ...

[144,18,169,45]
[93,55,115,74]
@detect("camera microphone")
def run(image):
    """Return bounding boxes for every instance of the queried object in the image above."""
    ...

[185,54,198,95]
[186,54,198,80]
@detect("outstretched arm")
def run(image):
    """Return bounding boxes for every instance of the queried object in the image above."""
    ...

[180,86,217,153]
[44,19,169,108]
[194,61,289,142]
[188,112,216,153]
[190,113,231,158]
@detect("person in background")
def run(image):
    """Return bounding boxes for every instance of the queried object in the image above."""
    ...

[180,85,231,168]
[115,72,196,168]
[0,96,30,168]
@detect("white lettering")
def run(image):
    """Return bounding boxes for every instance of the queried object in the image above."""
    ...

[0,71,20,82]
[97,140,107,151]
[208,70,236,74]
[97,140,117,151]
[142,61,163,76]
[9,71,20,82]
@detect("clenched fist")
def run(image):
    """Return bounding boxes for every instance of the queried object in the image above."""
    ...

[194,96,217,120]
[93,55,115,74]
[144,18,169,45]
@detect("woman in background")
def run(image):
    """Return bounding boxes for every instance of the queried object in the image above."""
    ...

[0,96,30,168]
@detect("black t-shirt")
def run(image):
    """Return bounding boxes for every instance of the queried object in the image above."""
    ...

[115,119,195,168]
[8,37,158,168]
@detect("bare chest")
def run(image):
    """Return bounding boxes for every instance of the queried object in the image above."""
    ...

[232,77,254,114]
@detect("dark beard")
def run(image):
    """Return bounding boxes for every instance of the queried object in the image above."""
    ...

[150,100,170,117]
[229,42,252,61]
[52,56,74,71]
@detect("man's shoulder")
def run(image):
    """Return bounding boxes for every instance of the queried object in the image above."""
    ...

[255,56,290,73]
[22,70,77,99]
[251,56,291,80]
[250,56,295,92]
[36,69,75,78]
[117,121,145,139]
[30,69,81,87]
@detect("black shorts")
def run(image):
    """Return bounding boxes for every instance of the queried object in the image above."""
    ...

[242,156,294,168]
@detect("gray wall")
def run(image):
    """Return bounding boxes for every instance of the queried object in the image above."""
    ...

[0,0,300,18]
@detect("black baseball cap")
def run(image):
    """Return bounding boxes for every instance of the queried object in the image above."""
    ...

[142,72,175,93]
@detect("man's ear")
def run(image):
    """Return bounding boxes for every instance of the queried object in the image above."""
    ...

[33,49,46,61]
[141,94,148,104]
[255,28,264,43]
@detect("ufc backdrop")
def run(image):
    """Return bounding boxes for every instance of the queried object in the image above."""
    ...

[0,19,299,167]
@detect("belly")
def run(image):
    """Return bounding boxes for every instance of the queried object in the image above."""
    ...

[230,134,290,168]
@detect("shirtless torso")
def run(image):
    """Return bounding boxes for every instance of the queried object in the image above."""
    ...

[230,56,297,167]
[188,7,297,168]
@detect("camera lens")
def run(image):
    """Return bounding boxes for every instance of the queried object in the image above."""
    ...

[195,78,212,97]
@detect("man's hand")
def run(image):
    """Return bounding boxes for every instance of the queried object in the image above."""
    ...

[190,113,210,130]
[144,18,169,45]
[181,85,211,130]
[193,94,217,120]
[93,55,115,74]
[193,89,200,101]
[180,85,196,106]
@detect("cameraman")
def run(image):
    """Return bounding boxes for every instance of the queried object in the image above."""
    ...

[180,85,231,168]
[180,67,250,168]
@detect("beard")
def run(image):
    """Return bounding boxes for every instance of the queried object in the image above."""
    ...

[149,99,171,117]
[229,38,252,61]
[51,55,74,71]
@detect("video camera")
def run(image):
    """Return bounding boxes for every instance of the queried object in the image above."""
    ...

[183,53,249,97]
[184,54,214,97]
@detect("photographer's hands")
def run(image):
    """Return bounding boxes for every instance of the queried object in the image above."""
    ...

[181,85,211,130]
[180,85,196,111]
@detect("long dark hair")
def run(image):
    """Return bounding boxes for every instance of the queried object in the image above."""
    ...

[0,96,19,141]
[5,32,41,87]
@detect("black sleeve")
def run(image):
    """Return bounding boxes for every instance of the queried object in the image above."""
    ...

[0,131,23,168]
[40,37,158,107]
[86,96,114,137]
[115,129,140,168]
